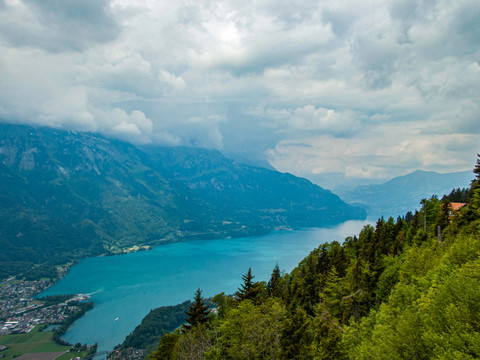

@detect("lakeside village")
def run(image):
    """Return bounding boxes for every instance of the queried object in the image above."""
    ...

[0,280,88,334]
[0,279,144,360]
[0,279,98,357]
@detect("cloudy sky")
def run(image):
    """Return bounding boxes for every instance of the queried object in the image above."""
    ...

[0,0,479,186]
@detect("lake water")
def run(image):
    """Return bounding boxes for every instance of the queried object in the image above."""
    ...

[40,220,370,353]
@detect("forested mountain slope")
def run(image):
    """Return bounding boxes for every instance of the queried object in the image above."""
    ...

[0,123,364,279]
[148,156,480,360]
[144,146,359,228]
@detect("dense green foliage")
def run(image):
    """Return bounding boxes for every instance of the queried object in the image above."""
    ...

[148,156,480,359]
[38,294,73,306]
[121,301,190,353]
[0,123,364,280]
[442,187,471,202]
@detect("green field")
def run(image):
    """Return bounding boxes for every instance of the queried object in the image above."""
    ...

[0,326,88,360]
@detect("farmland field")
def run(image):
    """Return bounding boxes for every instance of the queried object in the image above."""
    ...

[0,326,87,360]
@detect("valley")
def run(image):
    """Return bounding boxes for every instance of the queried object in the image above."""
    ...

[38,221,370,354]
[0,123,365,281]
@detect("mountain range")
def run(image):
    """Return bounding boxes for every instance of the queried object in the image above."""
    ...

[339,169,473,218]
[0,123,365,277]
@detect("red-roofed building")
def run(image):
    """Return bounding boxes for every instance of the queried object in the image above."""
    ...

[449,202,466,220]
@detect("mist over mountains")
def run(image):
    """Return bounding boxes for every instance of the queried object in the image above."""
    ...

[0,122,365,275]
[339,169,473,219]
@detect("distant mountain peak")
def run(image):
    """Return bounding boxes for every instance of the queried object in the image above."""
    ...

[341,169,473,219]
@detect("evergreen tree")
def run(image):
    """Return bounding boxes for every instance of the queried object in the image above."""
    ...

[310,308,345,360]
[473,153,480,181]
[434,200,450,237]
[321,266,342,319]
[281,307,314,359]
[235,268,259,302]
[148,157,480,360]
[184,288,210,331]
[390,228,406,256]
[471,153,480,205]
[292,254,321,315]
[266,263,282,298]
[404,211,414,224]
[442,187,470,202]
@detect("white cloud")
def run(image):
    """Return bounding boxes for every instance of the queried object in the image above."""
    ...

[158,70,186,93]
[0,0,478,181]
[250,105,361,136]
[95,108,154,144]
[267,127,478,181]
[181,115,225,149]
[38,87,97,131]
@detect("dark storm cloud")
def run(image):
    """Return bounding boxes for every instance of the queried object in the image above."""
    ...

[451,2,480,48]
[0,0,120,52]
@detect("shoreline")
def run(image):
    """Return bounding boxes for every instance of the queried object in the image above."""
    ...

[4,219,370,354]
[38,220,371,353]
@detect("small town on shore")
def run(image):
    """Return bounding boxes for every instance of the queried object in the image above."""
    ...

[0,276,144,360]
[0,279,90,335]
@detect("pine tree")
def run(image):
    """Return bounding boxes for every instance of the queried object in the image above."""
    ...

[473,153,480,181]
[184,288,210,331]
[321,266,342,319]
[281,307,313,359]
[471,154,480,205]
[235,267,259,302]
[435,200,450,235]
[266,263,282,298]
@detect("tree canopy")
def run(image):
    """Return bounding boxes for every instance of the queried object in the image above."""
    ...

[147,156,480,360]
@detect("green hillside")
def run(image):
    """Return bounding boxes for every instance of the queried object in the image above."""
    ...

[120,301,191,355]
[0,123,365,280]
[147,155,480,360]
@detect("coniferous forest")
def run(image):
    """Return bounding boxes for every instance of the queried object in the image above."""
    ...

[148,155,480,360]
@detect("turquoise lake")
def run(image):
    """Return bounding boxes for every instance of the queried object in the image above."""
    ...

[40,220,370,353]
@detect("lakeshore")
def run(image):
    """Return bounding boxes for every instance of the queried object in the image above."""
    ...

[40,220,370,353]
[0,279,96,360]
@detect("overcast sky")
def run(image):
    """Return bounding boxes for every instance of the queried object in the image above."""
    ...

[0,0,479,184]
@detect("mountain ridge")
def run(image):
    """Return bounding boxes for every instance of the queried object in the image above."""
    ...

[0,122,365,279]
[340,169,473,218]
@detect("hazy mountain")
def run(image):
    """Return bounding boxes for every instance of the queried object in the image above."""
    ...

[340,169,473,218]
[308,172,383,193]
[0,123,365,274]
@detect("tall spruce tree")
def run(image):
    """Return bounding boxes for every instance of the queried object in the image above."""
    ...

[474,153,480,181]
[184,288,210,331]
[266,263,282,298]
[235,267,259,302]
[471,154,480,211]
